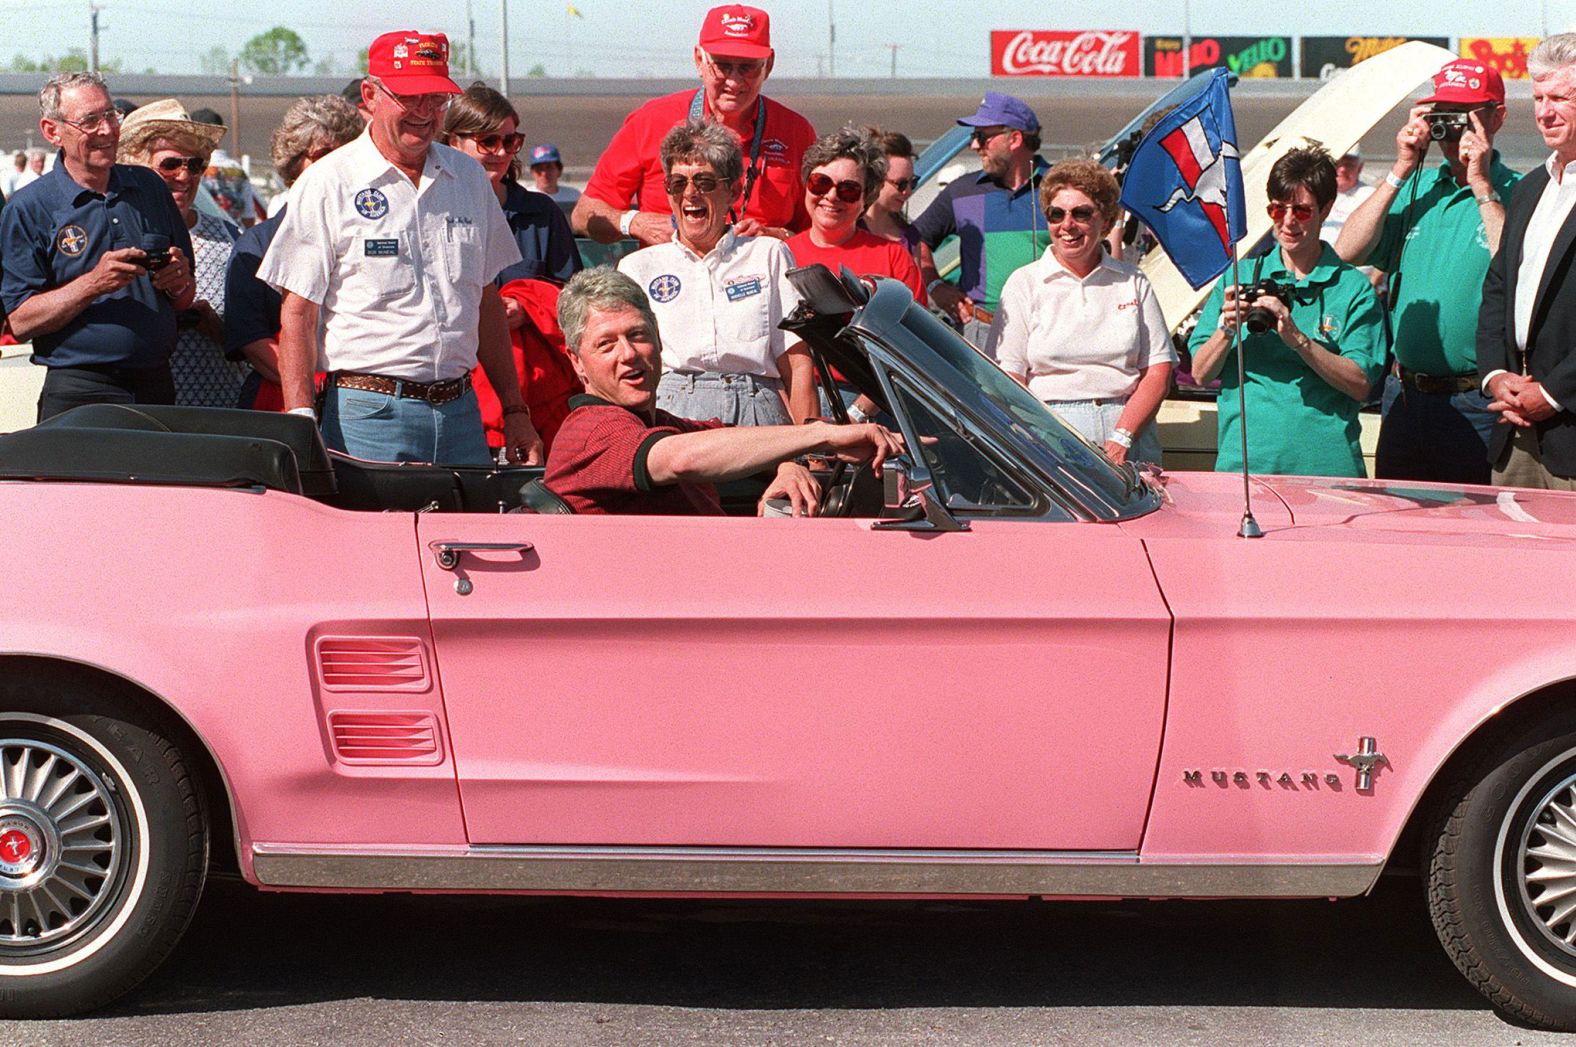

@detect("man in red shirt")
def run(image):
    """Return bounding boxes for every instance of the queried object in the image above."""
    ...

[572,4,816,248]
[545,268,902,515]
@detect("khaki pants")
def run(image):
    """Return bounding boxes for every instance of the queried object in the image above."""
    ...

[1492,425,1576,491]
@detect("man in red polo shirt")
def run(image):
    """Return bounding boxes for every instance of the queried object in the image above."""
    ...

[572,4,816,247]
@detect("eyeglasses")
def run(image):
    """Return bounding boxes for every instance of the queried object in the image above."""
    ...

[665,172,727,195]
[703,52,767,79]
[58,109,121,134]
[155,155,207,175]
[372,80,451,113]
[806,172,863,203]
[886,176,919,192]
[1047,205,1098,224]
[971,127,1009,147]
[1268,201,1316,223]
[462,132,524,153]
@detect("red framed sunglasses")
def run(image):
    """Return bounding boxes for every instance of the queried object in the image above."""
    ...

[806,172,863,203]
[1268,201,1315,223]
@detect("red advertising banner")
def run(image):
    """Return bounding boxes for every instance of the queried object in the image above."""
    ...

[1459,37,1540,80]
[991,30,1142,77]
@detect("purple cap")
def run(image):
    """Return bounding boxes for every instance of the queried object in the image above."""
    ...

[529,143,562,167]
[956,91,1040,134]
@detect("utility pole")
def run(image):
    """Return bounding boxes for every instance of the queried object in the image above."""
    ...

[228,59,241,155]
[88,3,104,74]
[886,43,898,78]
[827,0,835,78]
[466,0,476,78]
[499,0,510,95]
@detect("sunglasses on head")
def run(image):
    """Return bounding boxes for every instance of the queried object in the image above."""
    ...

[665,172,726,195]
[1047,205,1097,224]
[886,176,919,192]
[806,172,863,202]
[1268,201,1315,222]
[465,132,524,153]
[156,156,207,174]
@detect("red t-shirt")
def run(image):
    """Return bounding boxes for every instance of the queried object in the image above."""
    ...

[545,395,726,515]
[582,89,816,234]
[785,228,928,306]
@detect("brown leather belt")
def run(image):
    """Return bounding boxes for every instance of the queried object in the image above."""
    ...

[330,370,472,405]
[1397,367,1477,395]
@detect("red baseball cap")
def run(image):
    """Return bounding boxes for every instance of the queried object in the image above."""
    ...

[1420,59,1506,106]
[697,5,772,59]
[367,31,462,95]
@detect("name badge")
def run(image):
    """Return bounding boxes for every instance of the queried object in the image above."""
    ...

[725,277,763,302]
[364,239,400,257]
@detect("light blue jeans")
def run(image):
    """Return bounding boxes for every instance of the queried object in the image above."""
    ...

[320,385,493,466]
[657,371,791,426]
[1041,397,1163,466]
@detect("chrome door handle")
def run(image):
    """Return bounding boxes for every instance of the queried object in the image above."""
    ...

[428,541,534,570]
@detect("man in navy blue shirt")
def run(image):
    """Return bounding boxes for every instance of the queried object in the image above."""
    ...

[0,72,195,421]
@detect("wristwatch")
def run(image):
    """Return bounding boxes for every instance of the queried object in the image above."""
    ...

[1476,190,1502,206]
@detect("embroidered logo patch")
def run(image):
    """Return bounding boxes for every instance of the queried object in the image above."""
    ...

[56,224,87,256]
[1319,314,1342,339]
[724,276,763,302]
[354,188,390,220]
[648,274,682,303]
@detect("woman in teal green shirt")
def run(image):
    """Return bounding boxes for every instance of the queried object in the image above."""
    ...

[1189,147,1385,477]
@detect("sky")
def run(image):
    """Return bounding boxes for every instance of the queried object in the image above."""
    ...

[11,0,1568,79]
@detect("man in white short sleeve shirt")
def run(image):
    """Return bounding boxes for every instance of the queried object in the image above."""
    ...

[258,29,540,465]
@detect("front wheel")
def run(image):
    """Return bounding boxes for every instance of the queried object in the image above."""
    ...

[0,677,207,1016]
[1428,718,1576,1030]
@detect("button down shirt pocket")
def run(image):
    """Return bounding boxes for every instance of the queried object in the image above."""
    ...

[443,222,482,290]
[350,236,416,301]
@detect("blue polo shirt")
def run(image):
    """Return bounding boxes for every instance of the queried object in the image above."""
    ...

[911,156,1052,311]
[497,181,583,286]
[224,206,283,360]
[0,157,192,369]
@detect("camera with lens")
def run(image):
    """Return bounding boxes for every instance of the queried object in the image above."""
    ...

[1424,110,1471,142]
[1234,278,1293,335]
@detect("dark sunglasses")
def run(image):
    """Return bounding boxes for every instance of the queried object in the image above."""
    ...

[1047,205,1097,224]
[665,173,727,195]
[886,176,919,192]
[1268,201,1315,222]
[465,132,524,153]
[806,172,863,202]
[156,156,207,174]
[971,127,1009,147]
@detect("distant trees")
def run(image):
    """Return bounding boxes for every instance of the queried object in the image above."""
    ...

[237,27,310,76]
[3,49,118,73]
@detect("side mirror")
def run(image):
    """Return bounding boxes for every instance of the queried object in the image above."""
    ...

[872,479,969,533]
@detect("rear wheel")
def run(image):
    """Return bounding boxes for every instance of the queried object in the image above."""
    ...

[1428,718,1576,1030]
[0,677,206,1016]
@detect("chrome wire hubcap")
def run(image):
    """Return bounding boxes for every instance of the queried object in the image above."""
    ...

[0,739,123,948]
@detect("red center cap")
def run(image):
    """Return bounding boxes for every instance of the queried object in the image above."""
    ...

[0,829,32,863]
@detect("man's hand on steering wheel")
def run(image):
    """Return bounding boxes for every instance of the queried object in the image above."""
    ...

[759,461,821,517]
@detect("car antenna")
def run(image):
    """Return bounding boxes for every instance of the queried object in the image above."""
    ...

[1227,245,1262,538]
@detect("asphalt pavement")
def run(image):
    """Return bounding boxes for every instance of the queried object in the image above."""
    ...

[13,875,1575,1046]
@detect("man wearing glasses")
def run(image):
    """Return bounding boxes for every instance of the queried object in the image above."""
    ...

[1336,59,1521,485]
[912,92,1052,355]
[259,30,540,466]
[573,4,816,247]
[0,72,196,420]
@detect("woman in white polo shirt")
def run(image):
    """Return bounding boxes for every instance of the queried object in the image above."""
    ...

[617,121,815,426]
[986,158,1174,466]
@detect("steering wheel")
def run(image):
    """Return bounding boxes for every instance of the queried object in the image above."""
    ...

[816,459,863,518]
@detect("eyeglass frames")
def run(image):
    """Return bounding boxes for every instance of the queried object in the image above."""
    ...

[1267,201,1315,223]
[58,109,121,134]
[462,132,524,153]
[665,172,728,195]
[886,176,919,192]
[806,172,863,203]
[1046,205,1097,224]
[703,52,767,79]
[372,80,451,113]
[971,127,1009,148]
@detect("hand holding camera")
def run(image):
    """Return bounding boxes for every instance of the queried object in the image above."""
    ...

[1224,280,1295,338]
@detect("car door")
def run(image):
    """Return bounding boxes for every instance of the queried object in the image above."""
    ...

[417,509,1170,852]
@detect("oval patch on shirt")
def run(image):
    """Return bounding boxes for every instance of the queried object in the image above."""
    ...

[354,188,390,220]
[648,274,682,303]
[56,224,88,256]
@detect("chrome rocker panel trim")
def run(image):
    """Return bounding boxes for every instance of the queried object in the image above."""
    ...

[252,845,1383,897]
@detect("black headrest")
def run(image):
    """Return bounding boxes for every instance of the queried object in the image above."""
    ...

[0,426,303,494]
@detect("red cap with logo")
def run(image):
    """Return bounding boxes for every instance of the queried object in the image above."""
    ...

[697,5,772,59]
[1420,59,1506,106]
[367,31,462,95]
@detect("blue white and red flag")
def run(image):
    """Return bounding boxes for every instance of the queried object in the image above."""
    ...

[1119,68,1246,289]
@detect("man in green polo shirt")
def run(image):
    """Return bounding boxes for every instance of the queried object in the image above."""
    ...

[1336,58,1520,484]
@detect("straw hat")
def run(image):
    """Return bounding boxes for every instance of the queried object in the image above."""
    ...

[118,98,226,158]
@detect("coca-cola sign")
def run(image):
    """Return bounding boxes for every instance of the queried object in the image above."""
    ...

[991,30,1141,78]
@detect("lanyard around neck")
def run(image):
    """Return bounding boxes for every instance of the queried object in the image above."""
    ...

[690,89,768,222]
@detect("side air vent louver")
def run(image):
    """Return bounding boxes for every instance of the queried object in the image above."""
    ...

[315,637,431,692]
[327,713,444,765]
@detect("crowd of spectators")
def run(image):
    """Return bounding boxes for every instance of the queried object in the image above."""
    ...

[1,13,1575,502]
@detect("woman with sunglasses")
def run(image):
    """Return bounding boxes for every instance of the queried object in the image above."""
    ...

[987,158,1174,466]
[859,128,921,250]
[617,120,815,426]
[1188,147,1384,477]
[118,98,246,408]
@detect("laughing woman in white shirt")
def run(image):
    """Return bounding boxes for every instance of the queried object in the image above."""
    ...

[986,158,1174,466]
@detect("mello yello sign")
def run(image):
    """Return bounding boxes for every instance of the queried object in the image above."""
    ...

[991,30,1142,77]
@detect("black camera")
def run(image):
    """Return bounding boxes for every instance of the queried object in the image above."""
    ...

[137,233,171,271]
[1234,279,1293,335]
[1424,110,1471,142]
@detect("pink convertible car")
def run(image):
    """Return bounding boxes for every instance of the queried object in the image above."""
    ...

[2,266,1575,1028]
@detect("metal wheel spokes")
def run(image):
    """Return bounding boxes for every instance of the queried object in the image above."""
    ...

[0,739,124,949]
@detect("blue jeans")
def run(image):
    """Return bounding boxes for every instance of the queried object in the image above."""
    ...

[1376,375,1495,485]
[319,385,492,466]
[657,371,791,426]
[1042,397,1163,466]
